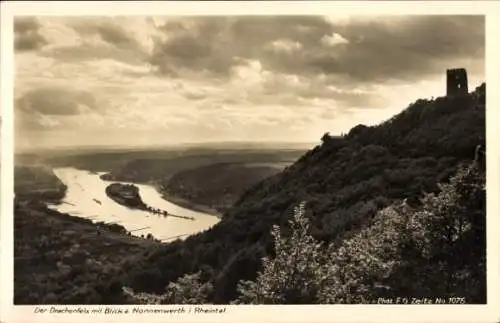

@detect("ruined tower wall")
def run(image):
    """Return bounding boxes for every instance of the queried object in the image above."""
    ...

[447,68,468,97]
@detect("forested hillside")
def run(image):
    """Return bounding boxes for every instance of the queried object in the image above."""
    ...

[99,150,304,184]
[14,166,67,202]
[162,162,285,213]
[14,201,157,304]
[123,83,486,304]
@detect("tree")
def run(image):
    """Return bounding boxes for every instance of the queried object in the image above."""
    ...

[401,162,486,299]
[234,202,324,304]
[321,132,331,144]
[234,160,485,304]
[234,201,406,304]
[123,271,213,304]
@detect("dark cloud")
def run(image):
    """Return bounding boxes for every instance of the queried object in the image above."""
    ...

[14,17,40,34]
[149,15,484,84]
[14,17,48,52]
[13,15,486,150]
[42,20,146,64]
[16,87,97,116]
[310,15,485,82]
[150,15,483,110]
[96,23,138,48]
[72,21,141,50]
[149,16,333,78]
[150,18,234,76]
[15,87,100,135]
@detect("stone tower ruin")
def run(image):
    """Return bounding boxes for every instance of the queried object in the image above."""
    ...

[446,68,468,97]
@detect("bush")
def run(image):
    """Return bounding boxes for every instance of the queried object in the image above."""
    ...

[123,271,213,304]
[235,161,485,304]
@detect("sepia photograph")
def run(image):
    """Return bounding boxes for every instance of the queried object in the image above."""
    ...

[2,2,497,321]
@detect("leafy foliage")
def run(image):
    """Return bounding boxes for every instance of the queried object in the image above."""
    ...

[234,202,325,304]
[393,162,486,301]
[125,84,485,303]
[14,201,157,304]
[235,161,485,304]
[15,83,486,304]
[234,201,406,304]
[123,271,213,304]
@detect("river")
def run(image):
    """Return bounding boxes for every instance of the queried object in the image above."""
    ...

[47,167,220,241]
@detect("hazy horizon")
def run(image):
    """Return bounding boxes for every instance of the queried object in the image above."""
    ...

[14,140,319,155]
[14,15,485,151]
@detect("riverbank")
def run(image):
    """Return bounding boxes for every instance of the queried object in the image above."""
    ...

[14,200,161,304]
[156,162,284,217]
[105,182,197,221]
[101,175,222,218]
[15,165,68,203]
[49,168,220,240]
[102,174,223,218]
[158,190,222,218]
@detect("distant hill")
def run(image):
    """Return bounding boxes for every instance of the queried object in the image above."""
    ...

[124,83,486,303]
[14,165,67,202]
[162,162,288,213]
[24,144,311,174]
[99,149,305,184]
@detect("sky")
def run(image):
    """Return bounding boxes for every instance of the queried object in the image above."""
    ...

[13,15,485,151]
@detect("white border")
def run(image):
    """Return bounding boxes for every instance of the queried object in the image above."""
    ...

[1,2,499,323]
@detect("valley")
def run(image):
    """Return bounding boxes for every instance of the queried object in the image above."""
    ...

[13,144,309,303]
[12,83,486,305]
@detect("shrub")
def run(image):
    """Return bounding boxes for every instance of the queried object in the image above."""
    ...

[235,161,485,304]
[123,271,213,304]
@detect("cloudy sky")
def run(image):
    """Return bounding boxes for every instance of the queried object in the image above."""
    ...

[14,15,484,151]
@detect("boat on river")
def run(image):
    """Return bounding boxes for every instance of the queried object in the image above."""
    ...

[48,167,220,240]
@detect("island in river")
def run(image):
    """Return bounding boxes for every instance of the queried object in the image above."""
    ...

[105,182,195,220]
[105,183,147,210]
